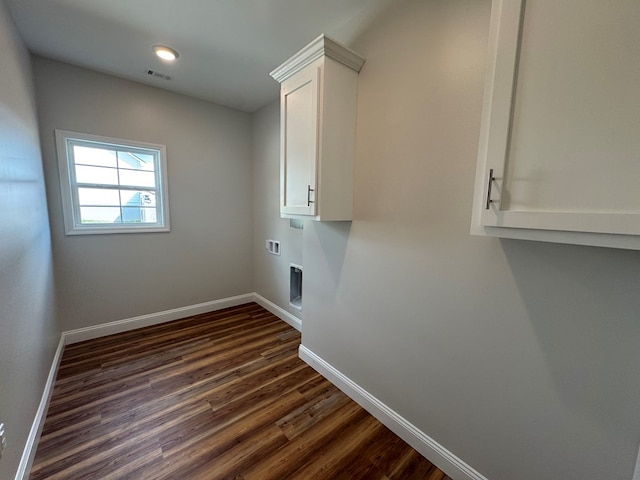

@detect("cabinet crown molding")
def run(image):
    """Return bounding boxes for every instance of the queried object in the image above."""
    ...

[270,34,365,83]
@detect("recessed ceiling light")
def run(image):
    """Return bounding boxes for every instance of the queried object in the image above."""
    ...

[153,45,179,61]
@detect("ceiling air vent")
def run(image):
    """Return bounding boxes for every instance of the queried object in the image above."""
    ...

[146,69,173,81]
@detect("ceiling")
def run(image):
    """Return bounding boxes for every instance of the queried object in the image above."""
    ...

[6,0,399,112]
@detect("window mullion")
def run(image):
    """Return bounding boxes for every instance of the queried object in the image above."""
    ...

[75,183,157,192]
[115,149,124,224]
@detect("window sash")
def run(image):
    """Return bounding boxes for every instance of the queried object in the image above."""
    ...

[56,130,170,235]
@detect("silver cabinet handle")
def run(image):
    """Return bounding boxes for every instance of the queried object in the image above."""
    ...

[307,185,315,206]
[485,169,495,210]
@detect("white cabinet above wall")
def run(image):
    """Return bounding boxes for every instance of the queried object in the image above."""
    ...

[270,35,364,221]
[471,0,640,250]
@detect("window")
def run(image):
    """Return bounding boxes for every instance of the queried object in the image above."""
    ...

[55,130,170,235]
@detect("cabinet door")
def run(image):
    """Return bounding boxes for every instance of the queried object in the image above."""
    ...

[478,0,640,236]
[280,66,320,216]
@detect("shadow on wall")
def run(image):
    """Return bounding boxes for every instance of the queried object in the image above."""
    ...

[310,221,352,285]
[501,238,640,470]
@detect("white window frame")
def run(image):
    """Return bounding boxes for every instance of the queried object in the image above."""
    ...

[55,129,170,235]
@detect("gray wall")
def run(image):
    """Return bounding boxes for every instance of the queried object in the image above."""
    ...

[32,57,254,331]
[0,2,59,478]
[7,1,639,479]
[299,1,640,479]
[252,101,303,319]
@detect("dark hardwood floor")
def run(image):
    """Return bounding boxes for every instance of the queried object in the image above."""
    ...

[30,302,452,480]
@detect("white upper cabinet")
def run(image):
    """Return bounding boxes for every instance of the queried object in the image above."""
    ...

[471,0,640,249]
[271,35,364,220]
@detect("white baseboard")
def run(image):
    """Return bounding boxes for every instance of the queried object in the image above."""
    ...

[252,293,302,331]
[18,293,297,479]
[15,336,65,480]
[63,293,255,344]
[298,345,489,480]
[20,295,484,480]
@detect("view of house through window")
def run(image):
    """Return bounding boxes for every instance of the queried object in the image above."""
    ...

[56,130,170,235]
[73,144,157,224]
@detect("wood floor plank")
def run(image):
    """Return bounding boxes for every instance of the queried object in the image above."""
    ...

[189,424,289,480]
[158,391,306,479]
[29,302,453,480]
[285,412,383,480]
[242,401,367,480]
[276,385,351,440]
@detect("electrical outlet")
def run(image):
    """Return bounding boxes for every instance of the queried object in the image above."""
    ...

[266,239,281,255]
[0,422,6,460]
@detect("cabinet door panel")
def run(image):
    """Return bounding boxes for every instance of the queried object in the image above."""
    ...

[479,0,640,236]
[281,67,319,216]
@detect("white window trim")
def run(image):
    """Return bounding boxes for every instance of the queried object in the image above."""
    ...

[55,129,170,235]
